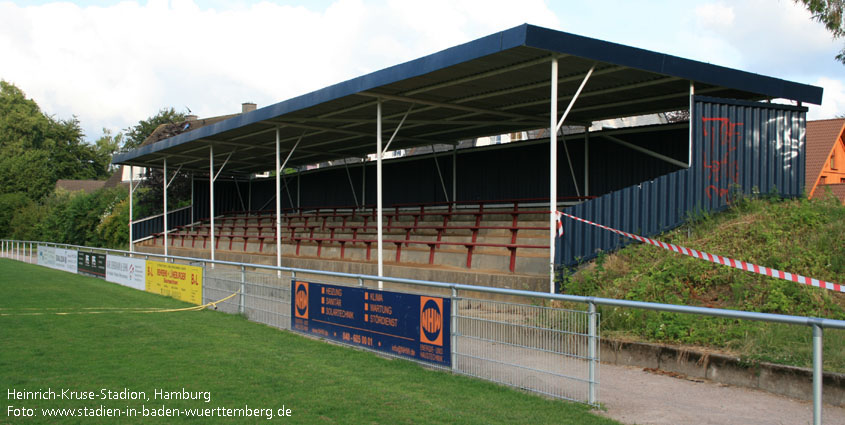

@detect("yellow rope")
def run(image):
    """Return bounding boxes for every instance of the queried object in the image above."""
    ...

[0,291,240,316]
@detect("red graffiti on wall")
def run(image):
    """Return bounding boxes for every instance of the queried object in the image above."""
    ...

[701,117,743,202]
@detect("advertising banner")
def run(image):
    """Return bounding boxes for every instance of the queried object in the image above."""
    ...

[54,248,78,274]
[37,245,56,269]
[77,252,107,278]
[291,281,451,367]
[145,261,203,305]
[105,254,146,291]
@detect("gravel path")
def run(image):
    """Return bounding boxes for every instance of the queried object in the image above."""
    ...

[598,363,845,425]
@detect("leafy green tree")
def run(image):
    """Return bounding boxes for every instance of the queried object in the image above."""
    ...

[0,80,49,153]
[94,128,123,174]
[0,81,114,201]
[122,107,186,151]
[796,0,845,64]
[0,150,54,200]
[0,193,30,237]
[122,108,191,218]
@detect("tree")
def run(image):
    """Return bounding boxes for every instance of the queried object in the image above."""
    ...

[0,80,49,153]
[93,128,123,174]
[0,81,114,200]
[122,108,192,218]
[122,107,186,151]
[796,0,845,64]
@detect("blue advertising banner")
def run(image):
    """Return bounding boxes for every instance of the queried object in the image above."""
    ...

[291,281,451,367]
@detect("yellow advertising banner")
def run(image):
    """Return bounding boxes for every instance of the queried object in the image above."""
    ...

[145,261,203,305]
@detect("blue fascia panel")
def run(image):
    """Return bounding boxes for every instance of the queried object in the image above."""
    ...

[522,25,823,105]
[115,23,823,165]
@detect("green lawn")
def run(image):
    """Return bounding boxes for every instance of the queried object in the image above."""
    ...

[0,258,616,424]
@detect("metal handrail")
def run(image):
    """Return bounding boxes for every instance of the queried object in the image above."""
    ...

[5,239,844,330]
[2,239,840,424]
[130,204,193,224]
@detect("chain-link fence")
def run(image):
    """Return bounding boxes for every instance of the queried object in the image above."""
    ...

[202,265,599,405]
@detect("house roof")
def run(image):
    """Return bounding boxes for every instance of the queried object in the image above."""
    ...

[805,118,845,198]
[55,179,106,194]
[113,24,824,177]
[810,183,845,204]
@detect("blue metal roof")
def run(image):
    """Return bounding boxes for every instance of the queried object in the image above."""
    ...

[113,24,823,176]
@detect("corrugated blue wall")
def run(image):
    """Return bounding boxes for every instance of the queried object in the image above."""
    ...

[191,126,688,215]
[557,96,807,267]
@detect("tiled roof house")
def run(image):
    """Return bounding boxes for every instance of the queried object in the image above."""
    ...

[806,118,845,204]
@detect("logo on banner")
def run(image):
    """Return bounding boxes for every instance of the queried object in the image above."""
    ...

[420,297,443,346]
[294,281,309,319]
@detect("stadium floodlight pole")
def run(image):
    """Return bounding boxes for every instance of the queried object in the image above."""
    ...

[549,57,558,293]
[377,99,384,289]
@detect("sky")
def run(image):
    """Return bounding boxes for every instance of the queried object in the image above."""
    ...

[1,0,843,142]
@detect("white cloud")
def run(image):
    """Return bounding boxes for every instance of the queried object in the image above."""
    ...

[695,2,734,29]
[0,0,558,140]
[688,0,838,72]
[807,77,845,120]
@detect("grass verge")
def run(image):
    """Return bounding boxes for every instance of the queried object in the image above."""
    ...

[0,258,617,424]
[560,194,845,372]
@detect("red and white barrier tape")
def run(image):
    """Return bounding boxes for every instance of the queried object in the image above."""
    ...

[557,211,844,293]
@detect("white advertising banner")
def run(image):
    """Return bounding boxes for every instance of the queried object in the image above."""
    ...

[105,254,146,291]
[37,245,56,269]
[55,248,78,274]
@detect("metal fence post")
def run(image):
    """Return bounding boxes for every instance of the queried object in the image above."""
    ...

[451,287,458,372]
[813,324,823,425]
[239,265,245,315]
[588,301,597,406]
[28,242,32,263]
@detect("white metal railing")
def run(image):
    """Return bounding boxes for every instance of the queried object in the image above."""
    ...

[2,239,843,423]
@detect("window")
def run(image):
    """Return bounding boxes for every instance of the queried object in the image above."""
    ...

[841,178,845,184]
[820,176,827,184]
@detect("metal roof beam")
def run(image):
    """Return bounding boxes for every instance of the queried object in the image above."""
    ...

[601,134,688,169]
[451,65,623,105]
[498,75,685,113]
[403,55,565,96]
[570,86,722,114]
[357,91,546,124]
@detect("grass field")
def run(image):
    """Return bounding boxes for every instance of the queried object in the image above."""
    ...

[0,258,617,424]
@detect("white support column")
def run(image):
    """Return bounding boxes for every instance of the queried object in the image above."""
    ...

[275,127,282,273]
[549,58,558,293]
[362,161,366,207]
[129,166,134,253]
[210,146,215,264]
[377,99,384,288]
[163,158,168,257]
